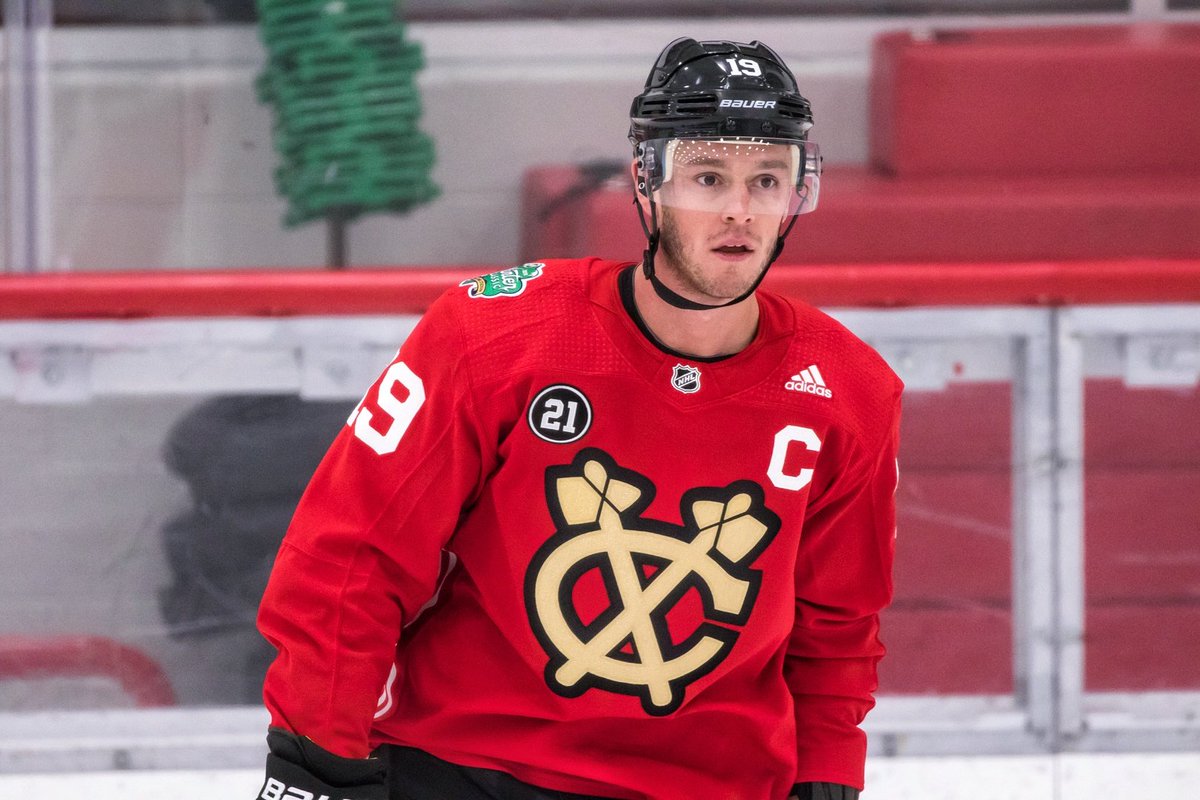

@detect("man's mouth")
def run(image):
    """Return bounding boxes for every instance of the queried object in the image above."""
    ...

[713,244,753,254]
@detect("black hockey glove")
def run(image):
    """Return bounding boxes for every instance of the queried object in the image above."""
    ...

[256,727,387,800]
[790,782,860,800]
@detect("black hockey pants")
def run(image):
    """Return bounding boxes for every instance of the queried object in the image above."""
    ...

[381,745,618,800]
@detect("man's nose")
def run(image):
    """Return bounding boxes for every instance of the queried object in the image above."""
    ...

[721,186,754,221]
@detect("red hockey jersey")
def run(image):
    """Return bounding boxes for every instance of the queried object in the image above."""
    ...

[258,258,902,799]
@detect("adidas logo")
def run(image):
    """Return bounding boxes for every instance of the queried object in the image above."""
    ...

[785,364,832,399]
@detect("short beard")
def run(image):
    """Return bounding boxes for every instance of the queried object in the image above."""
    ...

[655,208,771,303]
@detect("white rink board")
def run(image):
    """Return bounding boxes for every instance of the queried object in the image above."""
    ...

[1,753,1198,799]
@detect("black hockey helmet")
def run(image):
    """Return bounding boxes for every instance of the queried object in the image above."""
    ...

[628,38,821,312]
[629,38,814,145]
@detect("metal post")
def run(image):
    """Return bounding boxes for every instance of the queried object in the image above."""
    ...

[326,216,347,270]
[1010,312,1058,743]
[1129,0,1171,20]
[1053,309,1087,743]
[2,0,52,274]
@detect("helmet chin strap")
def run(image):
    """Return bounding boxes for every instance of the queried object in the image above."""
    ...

[632,194,799,311]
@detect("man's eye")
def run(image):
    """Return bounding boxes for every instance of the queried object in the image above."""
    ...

[696,173,720,187]
[755,175,781,190]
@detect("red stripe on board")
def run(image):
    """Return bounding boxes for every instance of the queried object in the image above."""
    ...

[0,260,1197,320]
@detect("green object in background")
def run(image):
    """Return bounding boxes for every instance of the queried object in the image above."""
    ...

[255,0,439,236]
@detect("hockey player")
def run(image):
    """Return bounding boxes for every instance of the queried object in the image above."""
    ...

[255,38,902,800]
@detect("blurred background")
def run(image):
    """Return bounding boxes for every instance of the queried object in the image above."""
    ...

[1,1,1198,796]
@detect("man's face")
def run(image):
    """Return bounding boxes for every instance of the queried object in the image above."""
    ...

[647,139,798,304]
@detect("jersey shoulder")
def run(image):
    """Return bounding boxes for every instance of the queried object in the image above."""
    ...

[768,293,903,447]
[421,258,622,385]
[425,259,588,335]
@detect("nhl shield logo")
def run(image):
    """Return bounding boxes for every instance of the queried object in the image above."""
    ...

[671,363,701,394]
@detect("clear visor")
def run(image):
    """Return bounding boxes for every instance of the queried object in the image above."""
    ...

[643,137,821,217]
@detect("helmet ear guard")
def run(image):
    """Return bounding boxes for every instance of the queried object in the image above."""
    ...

[638,142,657,196]
[633,141,663,198]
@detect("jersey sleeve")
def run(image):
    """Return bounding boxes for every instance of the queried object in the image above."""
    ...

[786,385,902,790]
[257,292,488,758]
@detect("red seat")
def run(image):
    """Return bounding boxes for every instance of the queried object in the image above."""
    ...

[878,607,1013,694]
[521,164,1200,265]
[870,24,1200,177]
[1085,380,1200,468]
[1086,469,1200,603]
[0,635,176,707]
[879,603,1200,694]
[1086,605,1200,691]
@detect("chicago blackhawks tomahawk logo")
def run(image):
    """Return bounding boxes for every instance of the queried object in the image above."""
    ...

[525,449,780,715]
